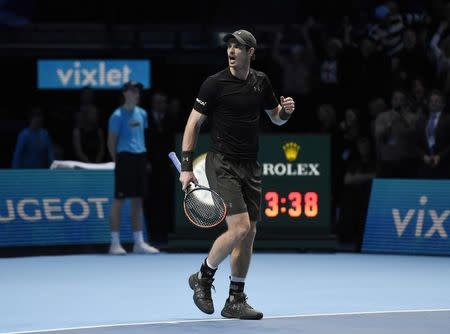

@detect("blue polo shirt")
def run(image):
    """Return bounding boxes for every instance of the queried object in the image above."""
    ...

[108,106,148,153]
[12,128,54,168]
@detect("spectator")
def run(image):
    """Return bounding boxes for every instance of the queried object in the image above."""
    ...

[430,21,450,93]
[340,20,391,106]
[316,103,338,133]
[319,37,342,87]
[417,89,450,178]
[368,97,387,137]
[271,19,316,131]
[369,3,429,57]
[343,137,377,186]
[146,91,177,242]
[168,96,184,132]
[374,90,420,177]
[394,28,433,88]
[338,137,376,249]
[318,36,343,107]
[315,103,343,232]
[271,20,316,100]
[74,86,97,127]
[340,108,362,148]
[410,77,428,115]
[340,108,363,183]
[107,81,159,255]
[12,107,54,168]
[80,86,95,107]
[72,104,105,163]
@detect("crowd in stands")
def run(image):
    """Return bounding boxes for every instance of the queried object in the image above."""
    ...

[7,1,450,247]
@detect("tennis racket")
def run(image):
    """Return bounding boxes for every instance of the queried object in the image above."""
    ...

[168,152,227,228]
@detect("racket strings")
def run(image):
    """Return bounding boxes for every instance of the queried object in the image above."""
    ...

[185,189,226,227]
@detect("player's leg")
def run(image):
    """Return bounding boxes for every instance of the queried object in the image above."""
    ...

[207,212,251,266]
[189,152,250,314]
[221,219,262,319]
[188,212,251,314]
[229,219,256,278]
[221,159,263,319]
[205,152,251,267]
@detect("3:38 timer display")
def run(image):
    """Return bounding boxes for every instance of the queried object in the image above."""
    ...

[264,191,318,218]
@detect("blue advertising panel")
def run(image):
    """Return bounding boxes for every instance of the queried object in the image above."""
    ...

[362,179,450,255]
[0,170,147,247]
[37,59,150,89]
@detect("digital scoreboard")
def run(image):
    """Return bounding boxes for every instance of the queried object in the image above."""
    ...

[170,134,335,250]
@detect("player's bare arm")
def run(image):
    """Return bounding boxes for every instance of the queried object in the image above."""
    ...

[180,109,207,190]
[265,96,295,126]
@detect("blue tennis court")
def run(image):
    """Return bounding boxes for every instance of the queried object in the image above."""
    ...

[1,253,449,334]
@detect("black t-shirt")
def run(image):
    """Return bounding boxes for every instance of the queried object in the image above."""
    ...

[193,67,278,160]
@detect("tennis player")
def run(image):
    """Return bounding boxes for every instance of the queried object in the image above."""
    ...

[179,29,295,319]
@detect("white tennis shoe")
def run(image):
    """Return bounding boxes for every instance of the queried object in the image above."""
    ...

[109,243,127,255]
[133,242,160,254]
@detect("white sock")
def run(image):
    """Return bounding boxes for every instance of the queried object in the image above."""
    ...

[111,232,120,245]
[133,231,144,244]
[206,258,218,270]
[198,258,218,279]
[230,276,246,283]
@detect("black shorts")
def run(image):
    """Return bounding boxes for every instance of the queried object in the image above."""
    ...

[205,151,262,221]
[114,152,147,199]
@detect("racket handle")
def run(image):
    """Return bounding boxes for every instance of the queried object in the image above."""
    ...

[168,151,181,173]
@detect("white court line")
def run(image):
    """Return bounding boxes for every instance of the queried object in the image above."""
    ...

[2,308,450,334]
